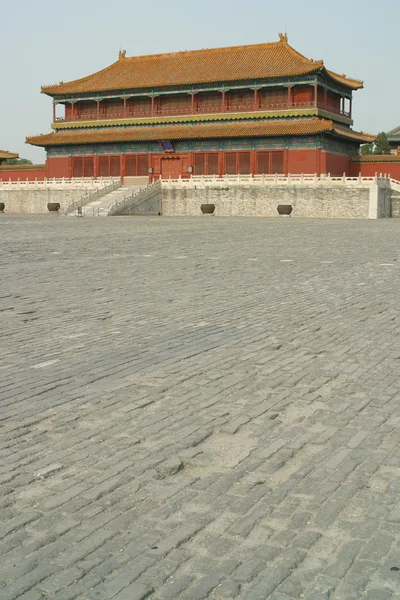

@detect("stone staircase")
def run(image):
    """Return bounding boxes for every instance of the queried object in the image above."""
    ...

[68,187,140,217]
[108,180,162,216]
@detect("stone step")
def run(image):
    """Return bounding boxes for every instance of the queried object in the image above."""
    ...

[68,186,141,217]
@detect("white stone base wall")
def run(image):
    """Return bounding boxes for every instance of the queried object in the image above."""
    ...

[162,186,375,219]
[0,189,84,214]
[391,196,400,217]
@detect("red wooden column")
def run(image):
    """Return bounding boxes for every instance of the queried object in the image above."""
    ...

[324,88,327,109]
[314,83,318,107]
[250,150,257,175]
[284,149,289,175]
[191,93,195,113]
[316,148,322,177]
[287,86,292,108]
[52,103,56,122]
[71,102,75,120]
[349,97,352,118]
[123,97,127,118]
[253,88,259,110]
[93,156,98,179]
[120,155,125,179]
[96,100,100,120]
[221,90,226,112]
[151,95,155,116]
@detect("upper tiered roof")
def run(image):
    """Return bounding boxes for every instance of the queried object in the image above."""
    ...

[41,35,363,96]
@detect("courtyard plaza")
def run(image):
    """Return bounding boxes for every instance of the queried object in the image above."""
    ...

[0,215,399,600]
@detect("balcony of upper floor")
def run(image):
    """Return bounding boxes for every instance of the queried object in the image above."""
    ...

[52,84,353,127]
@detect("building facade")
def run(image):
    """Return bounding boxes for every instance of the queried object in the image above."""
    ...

[27,35,374,180]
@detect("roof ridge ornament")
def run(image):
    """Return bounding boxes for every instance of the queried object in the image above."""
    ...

[119,50,127,60]
[279,32,288,43]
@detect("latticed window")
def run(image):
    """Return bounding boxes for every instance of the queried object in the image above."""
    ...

[271,151,284,174]
[72,157,83,177]
[197,92,221,111]
[110,157,120,176]
[127,97,152,115]
[98,157,109,177]
[125,155,149,176]
[260,88,287,107]
[228,90,253,109]
[160,95,191,111]
[256,151,284,174]
[78,102,97,117]
[83,157,94,177]
[225,153,237,174]
[257,152,270,174]
[207,153,219,175]
[238,153,251,174]
[137,155,148,176]
[194,154,205,175]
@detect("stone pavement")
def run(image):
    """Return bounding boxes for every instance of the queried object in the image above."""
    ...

[0,214,399,600]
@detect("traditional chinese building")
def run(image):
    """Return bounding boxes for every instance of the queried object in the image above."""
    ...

[27,35,374,180]
[386,125,400,154]
[0,149,19,165]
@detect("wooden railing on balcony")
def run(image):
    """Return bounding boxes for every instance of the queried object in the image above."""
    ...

[55,101,351,123]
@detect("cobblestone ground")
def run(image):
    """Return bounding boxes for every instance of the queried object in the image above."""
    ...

[1,214,400,600]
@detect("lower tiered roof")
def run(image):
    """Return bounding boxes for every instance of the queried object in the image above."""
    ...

[27,119,374,147]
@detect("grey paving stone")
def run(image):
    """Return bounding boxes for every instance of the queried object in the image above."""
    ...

[1,216,400,600]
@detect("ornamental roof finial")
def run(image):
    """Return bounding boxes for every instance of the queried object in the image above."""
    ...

[119,49,126,59]
[279,32,288,43]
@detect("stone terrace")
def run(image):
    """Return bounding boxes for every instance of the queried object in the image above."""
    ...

[0,215,399,600]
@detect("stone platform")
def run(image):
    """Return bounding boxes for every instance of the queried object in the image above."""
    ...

[1,215,399,600]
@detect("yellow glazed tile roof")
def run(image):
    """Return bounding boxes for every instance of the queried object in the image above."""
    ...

[0,149,19,160]
[42,36,363,96]
[351,153,400,162]
[27,118,371,147]
[333,127,375,143]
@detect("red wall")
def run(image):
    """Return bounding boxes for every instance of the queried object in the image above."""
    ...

[349,161,400,179]
[287,149,321,175]
[0,167,46,181]
[46,157,71,178]
[324,152,351,176]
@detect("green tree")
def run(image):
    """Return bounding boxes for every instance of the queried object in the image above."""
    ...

[373,132,391,155]
[3,158,33,165]
[360,143,374,155]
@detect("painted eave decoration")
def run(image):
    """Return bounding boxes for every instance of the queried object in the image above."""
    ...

[26,118,374,147]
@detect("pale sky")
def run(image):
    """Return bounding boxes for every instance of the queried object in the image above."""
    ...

[2,0,399,163]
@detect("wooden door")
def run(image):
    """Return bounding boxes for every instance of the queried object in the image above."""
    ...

[161,157,182,179]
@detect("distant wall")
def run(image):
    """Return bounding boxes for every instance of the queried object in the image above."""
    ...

[350,159,400,180]
[162,185,388,219]
[0,165,46,181]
